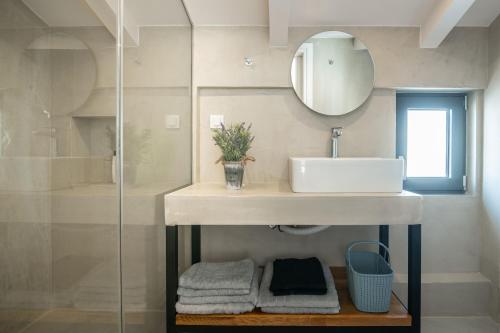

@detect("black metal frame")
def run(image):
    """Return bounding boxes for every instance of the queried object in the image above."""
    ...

[175,326,416,333]
[166,224,421,333]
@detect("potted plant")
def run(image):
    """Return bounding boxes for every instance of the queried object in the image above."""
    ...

[212,122,255,190]
[123,124,151,185]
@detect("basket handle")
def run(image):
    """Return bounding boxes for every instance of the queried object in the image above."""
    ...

[346,241,391,267]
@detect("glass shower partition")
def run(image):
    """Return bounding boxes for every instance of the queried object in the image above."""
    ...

[120,1,192,332]
[0,1,192,332]
[0,0,121,332]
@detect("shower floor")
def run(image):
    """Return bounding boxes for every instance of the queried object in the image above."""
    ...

[2,308,497,333]
[0,308,163,333]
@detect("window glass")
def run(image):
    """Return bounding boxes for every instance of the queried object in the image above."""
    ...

[396,93,466,193]
[407,109,448,178]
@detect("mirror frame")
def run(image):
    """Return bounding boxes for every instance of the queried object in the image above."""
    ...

[290,31,375,116]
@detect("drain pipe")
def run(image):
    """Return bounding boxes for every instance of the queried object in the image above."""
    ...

[270,225,330,236]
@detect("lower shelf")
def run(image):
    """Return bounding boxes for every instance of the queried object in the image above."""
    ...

[176,267,412,327]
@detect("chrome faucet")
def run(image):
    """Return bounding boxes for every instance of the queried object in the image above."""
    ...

[331,127,343,158]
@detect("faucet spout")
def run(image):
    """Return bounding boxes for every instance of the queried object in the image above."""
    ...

[331,127,343,158]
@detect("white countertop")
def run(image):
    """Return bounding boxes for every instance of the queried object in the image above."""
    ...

[164,183,423,226]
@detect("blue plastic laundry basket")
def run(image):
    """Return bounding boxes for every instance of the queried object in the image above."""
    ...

[345,241,394,313]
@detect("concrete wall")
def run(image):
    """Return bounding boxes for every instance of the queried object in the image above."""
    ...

[192,26,488,184]
[482,14,500,321]
[191,26,488,315]
[199,87,395,183]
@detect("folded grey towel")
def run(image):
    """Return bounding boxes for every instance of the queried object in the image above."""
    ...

[178,287,249,297]
[176,302,255,314]
[257,261,340,309]
[179,259,255,293]
[260,306,340,314]
[179,268,260,305]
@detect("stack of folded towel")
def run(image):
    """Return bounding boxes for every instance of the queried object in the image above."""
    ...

[176,258,259,314]
[257,257,341,314]
[270,257,327,296]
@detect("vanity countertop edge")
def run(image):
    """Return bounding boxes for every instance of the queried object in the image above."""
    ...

[164,183,423,226]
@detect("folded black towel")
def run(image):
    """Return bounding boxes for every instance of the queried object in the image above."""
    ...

[269,257,327,296]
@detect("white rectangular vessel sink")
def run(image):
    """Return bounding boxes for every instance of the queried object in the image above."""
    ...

[289,157,404,193]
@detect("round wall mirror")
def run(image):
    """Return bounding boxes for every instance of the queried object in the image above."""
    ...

[27,32,97,116]
[291,31,375,116]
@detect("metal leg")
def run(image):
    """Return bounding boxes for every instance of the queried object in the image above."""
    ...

[379,225,389,256]
[192,225,201,264]
[166,226,178,333]
[408,224,421,333]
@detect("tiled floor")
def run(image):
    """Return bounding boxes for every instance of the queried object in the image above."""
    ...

[422,317,500,333]
[3,310,499,333]
[0,309,47,333]
[1,309,161,333]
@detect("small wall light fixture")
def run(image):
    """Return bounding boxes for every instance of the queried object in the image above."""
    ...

[244,57,255,68]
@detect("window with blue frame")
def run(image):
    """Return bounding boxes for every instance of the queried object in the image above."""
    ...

[396,93,466,194]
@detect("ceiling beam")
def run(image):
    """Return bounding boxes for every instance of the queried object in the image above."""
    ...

[420,0,475,48]
[268,0,290,48]
[85,0,139,47]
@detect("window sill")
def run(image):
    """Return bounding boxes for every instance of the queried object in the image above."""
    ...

[407,190,479,198]
[409,190,465,195]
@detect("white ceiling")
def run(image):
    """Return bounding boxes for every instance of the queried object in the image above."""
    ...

[21,0,500,29]
[184,0,500,27]
[22,0,190,27]
[23,0,103,27]
[458,0,500,26]
[184,0,269,26]
[124,0,190,26]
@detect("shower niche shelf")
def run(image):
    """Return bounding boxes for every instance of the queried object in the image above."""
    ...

[72,114,116,118]
[176,267,411,328]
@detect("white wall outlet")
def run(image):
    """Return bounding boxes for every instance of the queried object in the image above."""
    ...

[210,114,224,129]
[165,115,180,129]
